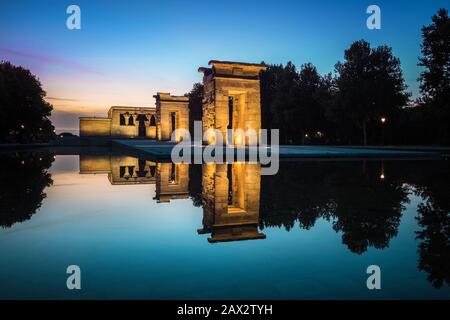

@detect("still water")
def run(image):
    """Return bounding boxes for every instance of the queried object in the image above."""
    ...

[0,151,449,299]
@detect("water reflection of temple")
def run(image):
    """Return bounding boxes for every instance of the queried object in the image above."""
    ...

[80,155,157,184]
[79,156,265,243]
[79,156,188,201]
[153,163,189,203]
[198,163,265,243]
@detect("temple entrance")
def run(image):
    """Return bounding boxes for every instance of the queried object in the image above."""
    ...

[171,112,176,132]
[227,163,245,213]
[170,112,177,140]
[136,159,148,177]
[150,115,156,126]
[228,97,233,130]
[169,163,176,184]
[137,114,147,137]
[227,94,245,145]
[227,163,233,205]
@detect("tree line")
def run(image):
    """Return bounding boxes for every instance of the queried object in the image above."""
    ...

[189,8,449,146]
[0,62,55,143]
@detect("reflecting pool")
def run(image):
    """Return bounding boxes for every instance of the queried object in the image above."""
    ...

[0,151,449,299]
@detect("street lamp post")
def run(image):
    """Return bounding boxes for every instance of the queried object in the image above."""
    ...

[380,117,386,145]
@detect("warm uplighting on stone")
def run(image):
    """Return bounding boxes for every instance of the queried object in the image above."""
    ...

[78,156,189,203]
[153,93,189,142]
[199,61,267,146]
[198,162,265,243]
[80,107,157,138]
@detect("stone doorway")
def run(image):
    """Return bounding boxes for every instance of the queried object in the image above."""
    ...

[137,114,147,137]
[227,93,246,145]
[170,112,177,140]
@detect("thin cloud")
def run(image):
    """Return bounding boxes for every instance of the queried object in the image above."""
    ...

[46,97,80,102]
[0,48,101,75]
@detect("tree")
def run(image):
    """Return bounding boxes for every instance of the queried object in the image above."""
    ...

[418,8,450,144]
[260,63,285,136]
[0,61,55,143]
[295,63,334,144]
[187,82,203,136]
[260,62,333,144]
[333,40,410,145]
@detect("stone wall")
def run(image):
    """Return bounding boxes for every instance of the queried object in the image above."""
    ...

[108,107,156,138]
[79,107,157,138]
[79,118,111,137]
[79,155,111,173]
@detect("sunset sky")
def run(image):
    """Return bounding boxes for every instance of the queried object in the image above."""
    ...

[1,0,447,133]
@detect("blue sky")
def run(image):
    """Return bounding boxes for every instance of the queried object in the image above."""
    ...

[0,0,448,132]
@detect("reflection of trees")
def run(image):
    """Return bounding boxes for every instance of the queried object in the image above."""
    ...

[0,152,54,228]
[416,202,450,288]
[403,160,450,289]
[188,164,203,207]
[259,162,336,231]
[188,159,449,287]
[328,165,408,254]
[259,159,449,287]
[260,161,409,254]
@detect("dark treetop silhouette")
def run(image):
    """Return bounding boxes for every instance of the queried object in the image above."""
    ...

[0,62,55,143]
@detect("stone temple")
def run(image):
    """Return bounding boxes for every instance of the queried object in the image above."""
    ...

[79,94,188,141]
[199,60,267,145]
[79,60,266,145]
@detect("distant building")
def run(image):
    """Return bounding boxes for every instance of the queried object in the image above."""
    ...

[79,93,189,141]
[79,106,157,138]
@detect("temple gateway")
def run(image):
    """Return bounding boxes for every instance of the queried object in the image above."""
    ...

[79,60,267,145]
